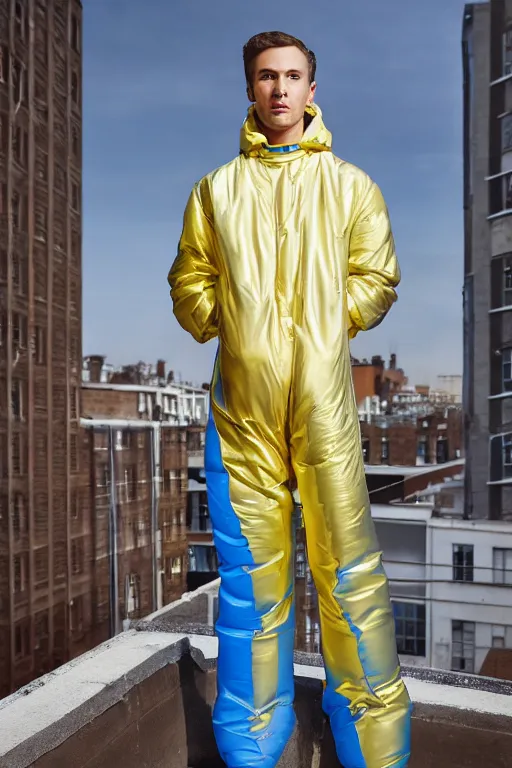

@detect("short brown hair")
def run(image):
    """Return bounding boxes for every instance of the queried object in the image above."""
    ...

[243,31,316,85]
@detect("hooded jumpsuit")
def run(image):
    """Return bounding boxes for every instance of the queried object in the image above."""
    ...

[169,104,411,768]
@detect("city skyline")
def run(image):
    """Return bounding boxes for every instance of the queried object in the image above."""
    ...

[83,0,464,386]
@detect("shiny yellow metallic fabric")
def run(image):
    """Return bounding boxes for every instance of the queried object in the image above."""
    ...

[169,104,410,768]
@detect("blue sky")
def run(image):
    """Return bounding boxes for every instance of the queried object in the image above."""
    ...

[83,0,465,386]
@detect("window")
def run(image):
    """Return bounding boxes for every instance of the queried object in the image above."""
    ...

[11,493,26,538]
[71,123,80,157]
[12,60,26,106]
[296,541,306,578]
[70,387,78,420]
[71,182,80,211]
[451,620,475,673]
[163,469,179,495]
[70,489,79,521]
[126,573,140,616]
[11,379,24,420]
[70,596,84,633]
[502,114,512,153]
[436,437,448,464]
[71,71,80,104]
[71,230,80,262]
[34,326,46,365]
[503,348,512,392]
[12,191,22,230]
[188,545,218,573]
[11,432,25,475]
[493,548,512,585]
[13,126,27,167]
[70,433,78,472]
[34,547,48,585]
[12,253,28,296]
[490,432,512,482]
[504,257,512,306]
[362,438,370,463]
[0,182,6,215]
[304,614,321,654]
[167,556,183,580]
[122,466,137,502]
[71,539,84,575]
[0,45,9,84]
[14,553,27,593]
[452,544,474,582]
[381,437,389,465]
[393,602,426,657]
[504,28,512,76]
[492,625,506,649]
[14,620,30,659]
[35,147,47,183]
[503,434,512,479]
[35,207,47,242]
[71,14,81,53]
[15,1,25,40]
[417,436,429,465]
[35,611,49,651]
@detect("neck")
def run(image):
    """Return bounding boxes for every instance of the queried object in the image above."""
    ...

[257,116,304,147]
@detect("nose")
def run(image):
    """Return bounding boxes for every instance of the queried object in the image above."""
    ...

[273,77,287,98]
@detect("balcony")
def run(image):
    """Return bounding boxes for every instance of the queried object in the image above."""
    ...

[1,582,511,768]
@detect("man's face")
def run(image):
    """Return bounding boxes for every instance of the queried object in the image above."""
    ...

[248,46,316,141]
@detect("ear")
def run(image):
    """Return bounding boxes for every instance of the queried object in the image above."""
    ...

[247,84,255,102]
[307,81,317,105]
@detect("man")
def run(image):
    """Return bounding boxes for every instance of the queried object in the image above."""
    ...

[169,31,411,768]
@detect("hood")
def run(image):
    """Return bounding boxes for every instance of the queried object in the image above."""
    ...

[240,103,332,159]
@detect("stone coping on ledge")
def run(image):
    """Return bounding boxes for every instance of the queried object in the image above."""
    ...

[134,579,512,699]
[0,626,511,768]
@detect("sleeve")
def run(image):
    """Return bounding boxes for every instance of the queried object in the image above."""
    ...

[346,179,400,339]
[168,179,219,344]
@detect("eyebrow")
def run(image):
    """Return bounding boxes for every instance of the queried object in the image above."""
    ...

[257,67,304,77]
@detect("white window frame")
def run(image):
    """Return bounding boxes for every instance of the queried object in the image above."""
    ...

[493,548,512,585]
[451,620,475,673]
[504,29,512,77]
[503,348,512,392]
[504,257,512,306]
[489,432,512,483]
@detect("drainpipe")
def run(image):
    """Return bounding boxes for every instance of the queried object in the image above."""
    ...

[150,424,160,612]
[108,427,120,636]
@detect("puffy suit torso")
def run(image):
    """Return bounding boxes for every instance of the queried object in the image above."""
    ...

[169,105,411,768]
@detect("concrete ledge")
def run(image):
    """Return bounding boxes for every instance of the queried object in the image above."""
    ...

[0,631,196,768]
[0,626,511,768]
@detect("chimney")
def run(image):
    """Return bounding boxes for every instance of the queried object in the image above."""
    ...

[156,359,166,380]
[88,355,105,383]
[390,353,397,370]
[167,370,175,384]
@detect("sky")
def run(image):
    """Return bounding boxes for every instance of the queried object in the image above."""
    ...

[83,0,466,387]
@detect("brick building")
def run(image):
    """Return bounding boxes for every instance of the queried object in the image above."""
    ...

[79,358,211,641]
[0,1,83,698]
[76,422,188,653]
[351,353,407,406]
[360,408,462,467]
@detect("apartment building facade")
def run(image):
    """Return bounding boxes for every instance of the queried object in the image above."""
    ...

[463,0,512,520]
[79,357,210,647]
[0,0,83,698]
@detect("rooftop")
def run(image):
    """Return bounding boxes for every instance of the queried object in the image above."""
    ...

[0,582,510,768]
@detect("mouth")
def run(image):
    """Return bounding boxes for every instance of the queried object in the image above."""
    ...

[270,104,289,114]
